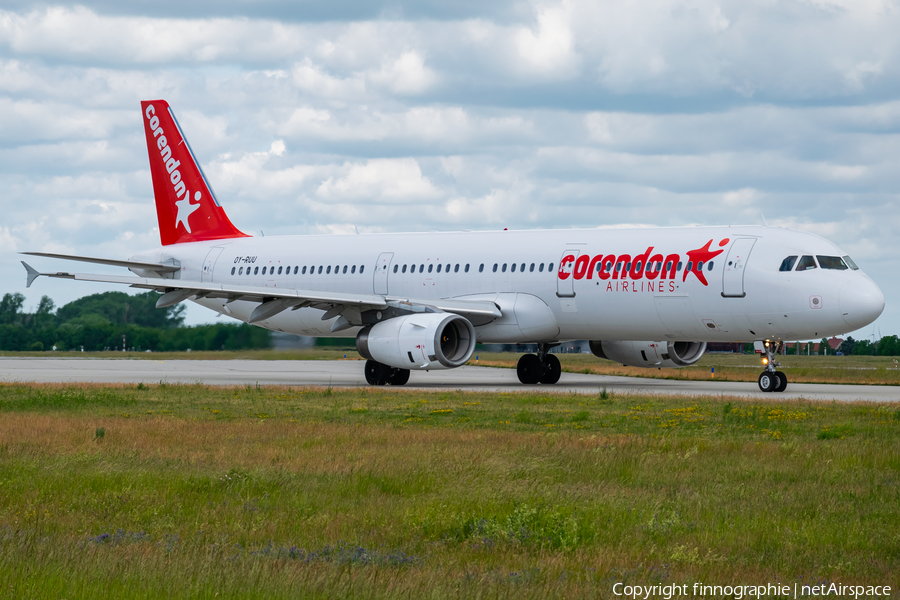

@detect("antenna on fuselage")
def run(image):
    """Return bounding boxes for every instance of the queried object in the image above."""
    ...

[761,214,768,226]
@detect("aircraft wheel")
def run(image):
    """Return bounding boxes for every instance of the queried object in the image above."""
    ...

[517,354,542,384]
[757,372,775,393]
[365,360,390,386]
[388,368,410,386]
[774,371,788,392]
[539,354,561,384]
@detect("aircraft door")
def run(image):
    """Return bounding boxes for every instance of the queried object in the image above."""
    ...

[556,249,580,298]
[201,247,225,282]
[722,238,756,298]
[374,252,393,295]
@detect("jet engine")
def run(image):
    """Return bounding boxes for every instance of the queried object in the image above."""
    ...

[589,340,707,368]
[356,313,476,371]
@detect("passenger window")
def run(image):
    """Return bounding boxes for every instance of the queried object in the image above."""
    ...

[796,255,817,271]
[231,267,235,275]
[492,264,497,272]
[615,263,621,272]
[548,263,553,271]
[326,266,331,274]
[238,267,243,275]
[393,265,398,273]
[530,263,535,272]
[677,262,683,271]
[351,265,356,274]
[635,261,642,272]
[428,264,433,273]
[779,256,798,272]
[401,265,407,273]
[278,266,283,275]
[686,261,693,272]
[707,261,714,271]
[817,256,848,270]
[843,255,859,270]
[696,261,702,271]
[502,264,507,272]
[418,265,423,273]
[626,262,632,271]
[510,263,516,272]
[455,264,460,273]
[437,264,442,273]
[520,263,525,272]
[318,266,323,274]
[360,265,365,274]
[465,264,470,272]
[302,266,307,274]
[341,265,346,274]
[539,263,544,272]
[254,266,259,275]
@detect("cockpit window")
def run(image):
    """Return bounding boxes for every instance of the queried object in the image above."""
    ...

[779,256,798,272]
[817,256,848,270]
[796,255,817,272]
[842,255,859,270]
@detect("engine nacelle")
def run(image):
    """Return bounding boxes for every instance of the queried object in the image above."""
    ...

[356,313,476,371]
[589,340,707,369]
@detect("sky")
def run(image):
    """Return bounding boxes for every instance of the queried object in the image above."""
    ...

[1,0,898,341]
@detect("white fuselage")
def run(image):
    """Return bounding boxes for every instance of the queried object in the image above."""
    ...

[130,225,884,344]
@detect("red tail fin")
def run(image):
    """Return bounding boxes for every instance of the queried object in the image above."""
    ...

[141,100,249,245]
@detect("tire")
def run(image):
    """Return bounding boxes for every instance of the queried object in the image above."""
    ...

[516,354,542,384]
[758,372,775,392]
[365,360,389,386]
[774,371,788,392]
[539,354,561,384]
[388,368,410,386]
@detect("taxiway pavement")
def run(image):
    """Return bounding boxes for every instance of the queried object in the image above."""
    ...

[1,358,898,401]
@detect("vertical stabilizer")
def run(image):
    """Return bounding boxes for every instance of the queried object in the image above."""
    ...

[141,100,249,245]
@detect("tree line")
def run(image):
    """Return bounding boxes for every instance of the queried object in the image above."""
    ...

[0,291,270,352]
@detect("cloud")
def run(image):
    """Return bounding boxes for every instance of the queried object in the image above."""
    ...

[369,51,438,95]
[315,158,439,202]
[1,1,898,336]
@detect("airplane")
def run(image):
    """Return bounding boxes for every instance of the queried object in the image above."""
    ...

[21,99,885,393]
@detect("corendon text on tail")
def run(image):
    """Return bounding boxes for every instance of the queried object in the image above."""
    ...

[21,99,885,394]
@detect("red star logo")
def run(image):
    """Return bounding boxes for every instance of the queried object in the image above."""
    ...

[683,239,725,286]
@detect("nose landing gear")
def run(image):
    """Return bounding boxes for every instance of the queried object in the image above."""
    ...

[516,343,562,384]
[758,341,787,393]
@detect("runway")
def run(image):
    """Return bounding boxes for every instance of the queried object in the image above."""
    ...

[1,357,898,401]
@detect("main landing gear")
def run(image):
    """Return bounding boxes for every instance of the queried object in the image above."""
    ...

[757,341,788,393]
[516,343,562,385]
[364,360,410,386]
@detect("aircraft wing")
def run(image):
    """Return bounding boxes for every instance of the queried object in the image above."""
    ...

[21,262,501,325]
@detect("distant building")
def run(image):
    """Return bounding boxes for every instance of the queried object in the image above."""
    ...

[706,342,744,353]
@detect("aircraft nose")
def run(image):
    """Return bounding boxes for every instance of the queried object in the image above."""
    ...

[839,278,884,330]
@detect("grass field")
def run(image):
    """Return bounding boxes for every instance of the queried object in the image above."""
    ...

[1,382,898,598]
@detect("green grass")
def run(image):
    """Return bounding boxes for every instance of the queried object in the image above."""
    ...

[0,383,898,598]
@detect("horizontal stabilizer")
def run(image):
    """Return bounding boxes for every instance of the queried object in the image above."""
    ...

[20,252,180,273]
